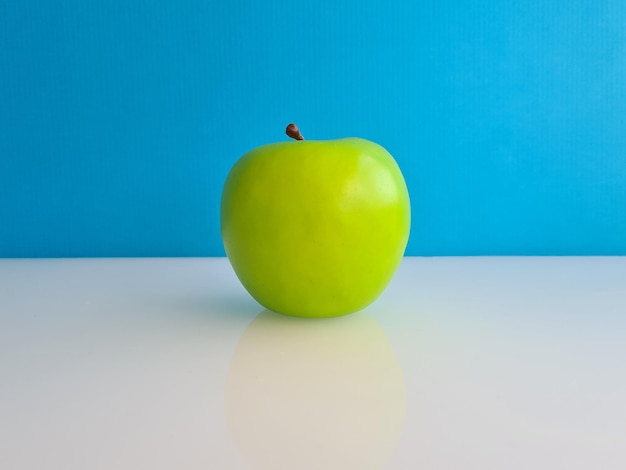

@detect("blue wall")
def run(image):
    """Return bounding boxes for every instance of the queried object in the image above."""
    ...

[2,0,626,257]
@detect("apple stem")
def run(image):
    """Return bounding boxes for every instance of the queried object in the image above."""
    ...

[286,123,304,141]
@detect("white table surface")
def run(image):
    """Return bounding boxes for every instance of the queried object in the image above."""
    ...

[1,257,625,470]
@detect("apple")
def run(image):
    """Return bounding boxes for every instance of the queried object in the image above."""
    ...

[220,124,410,318]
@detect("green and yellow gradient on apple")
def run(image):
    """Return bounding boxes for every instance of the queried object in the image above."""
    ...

[220,124,410,318]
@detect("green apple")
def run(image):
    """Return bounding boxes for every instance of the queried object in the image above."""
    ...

[220,124,410,318]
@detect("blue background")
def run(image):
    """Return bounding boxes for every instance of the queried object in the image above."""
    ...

[2,0,626,257]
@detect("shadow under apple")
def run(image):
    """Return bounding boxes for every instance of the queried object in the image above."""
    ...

[225,309,407,470]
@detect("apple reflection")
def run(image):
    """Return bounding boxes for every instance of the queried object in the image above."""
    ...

[225,310,406,470]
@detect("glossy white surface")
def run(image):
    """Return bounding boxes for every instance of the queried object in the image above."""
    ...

[1,257,625,469]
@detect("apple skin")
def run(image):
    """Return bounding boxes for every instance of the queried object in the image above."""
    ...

[220,137,410,318]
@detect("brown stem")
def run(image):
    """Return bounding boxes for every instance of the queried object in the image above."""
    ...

[286,123,304,141]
